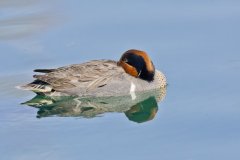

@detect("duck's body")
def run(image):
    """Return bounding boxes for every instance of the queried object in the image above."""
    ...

[20,50,166,97]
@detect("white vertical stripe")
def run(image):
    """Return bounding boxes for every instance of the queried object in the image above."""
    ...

[130,82,136,100]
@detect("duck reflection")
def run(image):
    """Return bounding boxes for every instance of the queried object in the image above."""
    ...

[22,87,166,123]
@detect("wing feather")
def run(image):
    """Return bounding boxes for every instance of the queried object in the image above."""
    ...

[33,60,123,92]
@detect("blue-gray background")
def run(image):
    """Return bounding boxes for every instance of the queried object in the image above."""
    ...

[0,0,240,159]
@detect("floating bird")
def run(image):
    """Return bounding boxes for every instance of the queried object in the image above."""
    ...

[19,49,166,97]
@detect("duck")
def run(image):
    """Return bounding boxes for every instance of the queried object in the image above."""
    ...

[19,49,166,97]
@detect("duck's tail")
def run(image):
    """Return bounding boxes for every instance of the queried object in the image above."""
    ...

[34,69,56,73]
[16,80,53,93]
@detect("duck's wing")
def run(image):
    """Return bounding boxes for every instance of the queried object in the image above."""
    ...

[33,60,124,92]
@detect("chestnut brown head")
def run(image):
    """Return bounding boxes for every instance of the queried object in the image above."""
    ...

[118,49,155,82]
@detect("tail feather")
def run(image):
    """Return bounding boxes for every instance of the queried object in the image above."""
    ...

[34,69,55,73]
[17,80,53,93]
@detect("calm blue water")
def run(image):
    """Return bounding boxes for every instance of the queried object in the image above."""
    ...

[1,0,240,160]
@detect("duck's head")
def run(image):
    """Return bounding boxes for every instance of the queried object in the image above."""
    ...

[118,49,155,82]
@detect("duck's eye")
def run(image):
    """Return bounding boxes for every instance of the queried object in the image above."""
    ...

[123,58,128,63]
